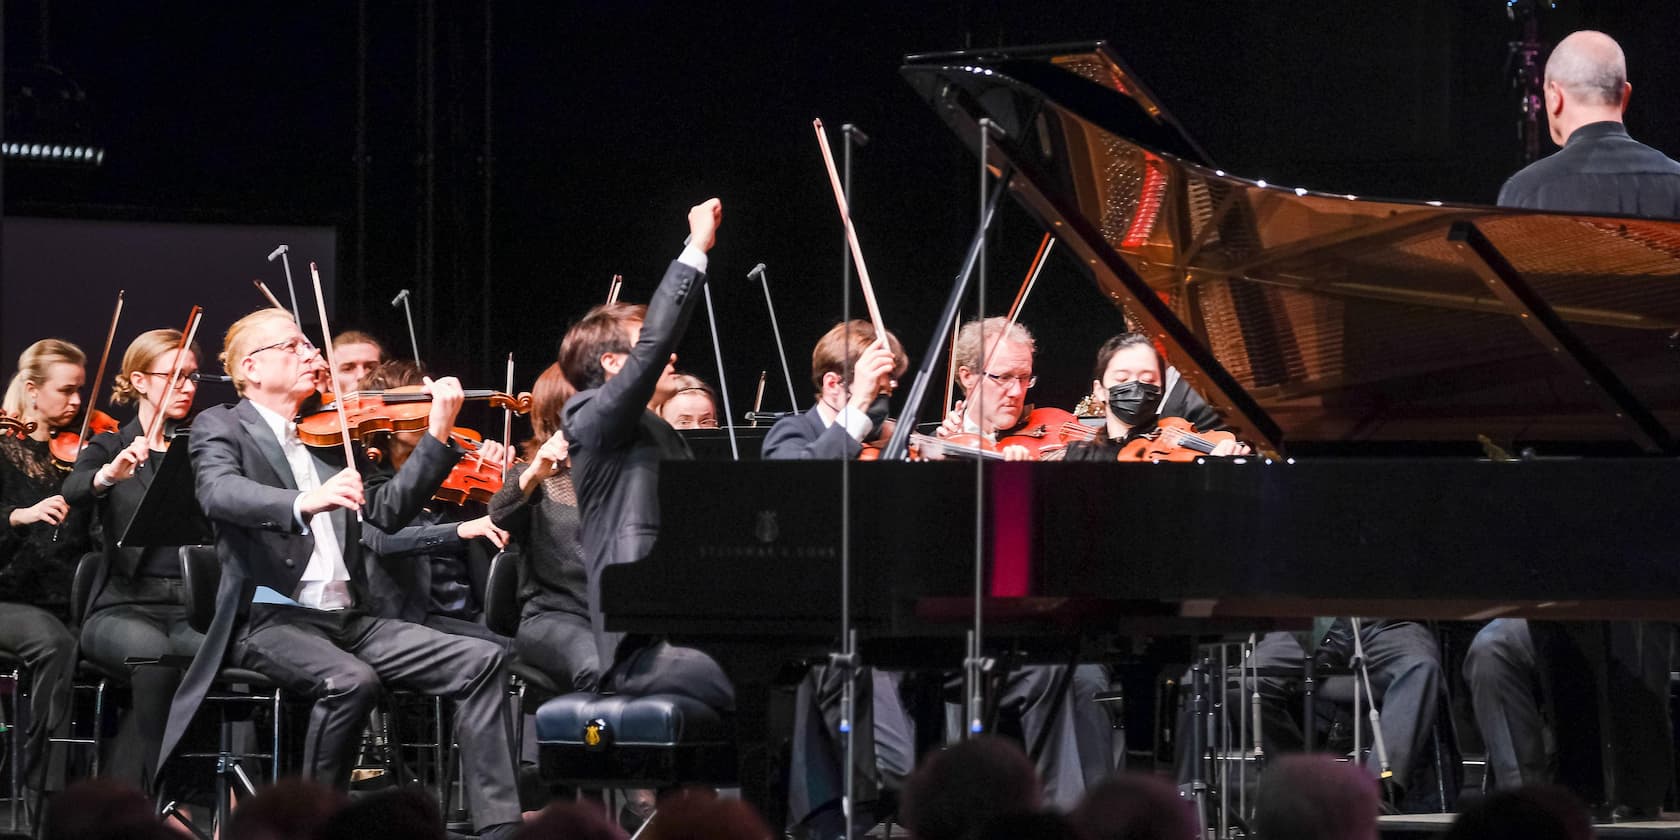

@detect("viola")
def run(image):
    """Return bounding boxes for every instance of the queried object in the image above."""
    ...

[1116,417,1237,462]
[296,386,532,451]
[431,427,516,506]
[995,407,1102,462]
[50,409,121,469]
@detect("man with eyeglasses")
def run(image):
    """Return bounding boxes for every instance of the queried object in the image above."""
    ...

[158,307,526,840]
[935,317,1040,461]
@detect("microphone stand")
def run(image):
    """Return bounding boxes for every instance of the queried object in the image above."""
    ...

[747,263,800,414]
[700,283,740,460]
[391,289,422,366]
[1348,618,1396,800]
[835,121,867,840]
[267,245,303,323]
[962,118,1000,740]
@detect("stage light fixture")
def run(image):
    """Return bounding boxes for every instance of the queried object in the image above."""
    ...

[0,142,107,166]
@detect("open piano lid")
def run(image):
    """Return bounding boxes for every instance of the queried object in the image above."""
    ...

[904,42,1680,455]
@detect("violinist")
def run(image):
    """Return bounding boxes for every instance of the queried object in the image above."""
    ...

[762,320,914,839]
[159,307,525,840]
[0,338,85,801]
[330,329,385,395]
[655,373,719,430]
[356,360,511,645]
[1063,333,1249,460]
[556,198,732,713]
[60,329,205,791]
[934,317,1037,461]
[487,363,598,692]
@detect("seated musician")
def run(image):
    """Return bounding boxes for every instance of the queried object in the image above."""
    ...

[487,362,600,693]
[554,198,731,712]
[330,330,386,396]
[656,373,719,430]
[928,317,1116,806]
[159,307,525,840]
[355,359,512,646]
[60,329,208,792]
[762,320,915,838]
[1063,332,1248,459]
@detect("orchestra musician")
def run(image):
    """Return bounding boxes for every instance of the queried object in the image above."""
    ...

[330,330,386,396]
[355,359,512,645]
[488,362,600,693]
[0,339,87,801]
[158,307,525,840]
[655,373,720,430]
[1062,332,1248,459]
[555,198,732,710]
[60,329,206,791]
[928,317,1114,806]
[1475,29,1680,816]
[762,320,915,839]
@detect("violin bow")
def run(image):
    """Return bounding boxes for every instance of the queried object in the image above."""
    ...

[310,262,360,469]
[606,274,623,306]
[145,305,203,451]
[253,279,286,311]
[500,353,515,481]
[947,234,1056,424]
[813,119,889,340]
[76,290,125,454]
[750,371,766,427]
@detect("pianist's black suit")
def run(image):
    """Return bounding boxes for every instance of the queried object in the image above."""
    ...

[562,254,732,710]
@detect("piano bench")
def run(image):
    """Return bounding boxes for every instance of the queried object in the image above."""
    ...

[535,692,737,788]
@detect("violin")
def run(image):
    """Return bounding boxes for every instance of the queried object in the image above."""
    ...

[0,409,35,439]
[50,409,121,469]
[296,386,532,451]
[1116,417,1237,462]
[432,428,513,506]
[995,406,1103,461]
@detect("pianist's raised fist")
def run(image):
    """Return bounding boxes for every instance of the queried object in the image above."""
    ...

[688,198,723,253]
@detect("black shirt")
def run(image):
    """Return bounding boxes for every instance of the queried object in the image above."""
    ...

[0,435,88,607]
[1497,121,1680,217]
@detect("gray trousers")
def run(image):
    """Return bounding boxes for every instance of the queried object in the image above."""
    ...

[80,582,205,791]
[514,607,601,693]
[1463,618,1551,790]
[995,664,1114,809]
[0,602,75,792]
[233,604,520,830]
[602,639,734,713]
[787,666,916,829]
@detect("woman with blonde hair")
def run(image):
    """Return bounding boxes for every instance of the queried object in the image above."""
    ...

[61,328,205,790]
[0,338,88,801]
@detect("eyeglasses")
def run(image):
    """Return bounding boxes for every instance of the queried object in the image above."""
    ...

[247,338,318,359]
[141,371,201,388]
[983,372,1037,391]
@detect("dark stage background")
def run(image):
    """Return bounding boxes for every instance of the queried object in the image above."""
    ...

[5,1,1679,435]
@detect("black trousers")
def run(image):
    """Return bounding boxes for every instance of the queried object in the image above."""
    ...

[80,578,205,792]
[787,666,917,829]
[0,602,75,792]
[513,607,600,693]
[1463,618,1551,790]
[233,604,520,830]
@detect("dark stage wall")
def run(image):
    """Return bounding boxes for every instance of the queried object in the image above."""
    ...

[4,1,1678,436]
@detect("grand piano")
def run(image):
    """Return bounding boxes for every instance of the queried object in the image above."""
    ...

[600,42,1680,812]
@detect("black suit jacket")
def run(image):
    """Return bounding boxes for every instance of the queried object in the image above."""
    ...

[62,418,158,613]
[360,513,466,624]
[1498,121,1680,217]
[156,397,460,780]
[761,406,859,461]
[563,257,704,663]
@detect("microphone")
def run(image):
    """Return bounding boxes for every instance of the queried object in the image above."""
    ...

[390,289,411,308]
[747,263,767,283]
[267,245,289,262]
[842,123,871,147]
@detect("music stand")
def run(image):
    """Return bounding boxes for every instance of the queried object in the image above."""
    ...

[117,433,213,548]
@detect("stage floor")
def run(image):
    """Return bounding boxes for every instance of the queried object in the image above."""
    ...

[1381,812,1680,837]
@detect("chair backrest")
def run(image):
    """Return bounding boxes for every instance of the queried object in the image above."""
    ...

[178,545,220,635]
[483,548,522,638]
[69,551,104,627]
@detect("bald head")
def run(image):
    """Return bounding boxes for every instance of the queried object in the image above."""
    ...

[1543,31,1631,144]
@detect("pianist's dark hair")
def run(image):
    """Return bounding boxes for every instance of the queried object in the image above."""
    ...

[558,302,648,391]
[1092,332,1163,381]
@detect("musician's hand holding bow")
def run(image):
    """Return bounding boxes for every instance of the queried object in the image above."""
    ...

[519,430,569,496]
[11,494,69,527]
[477,439,509,468]
[300,468,365,516]
[423,376,466,444]
[937,400,967,439]
[95,435,152,491]
[848,339,897,413]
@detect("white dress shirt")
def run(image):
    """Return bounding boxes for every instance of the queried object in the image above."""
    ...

[250,400,354,610]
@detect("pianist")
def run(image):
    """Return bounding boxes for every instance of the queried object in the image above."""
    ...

[556,198,732,712]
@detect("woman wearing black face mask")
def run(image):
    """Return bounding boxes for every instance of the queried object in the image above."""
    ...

[1064,333,1248,460]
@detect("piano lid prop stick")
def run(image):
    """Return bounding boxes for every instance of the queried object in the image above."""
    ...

[253,280,286,311]
[813,119,889,340]
[606,274,623,306]
[750,371,766,427]
[310,263,360,471]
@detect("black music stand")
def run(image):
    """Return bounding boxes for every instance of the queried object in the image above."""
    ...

[117,434,213,548]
